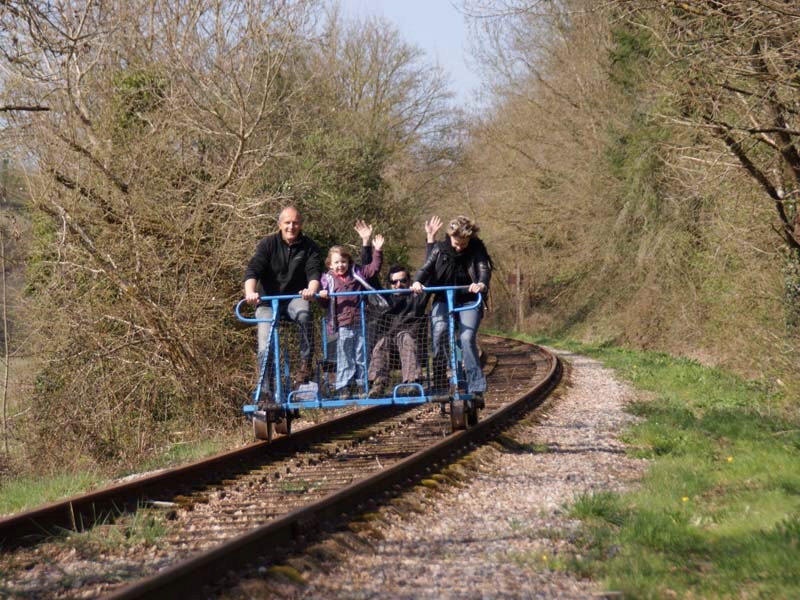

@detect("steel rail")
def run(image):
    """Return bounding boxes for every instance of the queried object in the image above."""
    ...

[105,343,561,600]
[0,405,397,547]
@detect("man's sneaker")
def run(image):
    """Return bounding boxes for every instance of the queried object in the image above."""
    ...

[473,391,485,409]
[255,385,273,404]
[368,378,387,398]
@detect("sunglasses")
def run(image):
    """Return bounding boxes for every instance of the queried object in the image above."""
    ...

[389,277,409,285]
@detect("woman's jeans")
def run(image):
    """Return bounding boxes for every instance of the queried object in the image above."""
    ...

[430,300,485,393]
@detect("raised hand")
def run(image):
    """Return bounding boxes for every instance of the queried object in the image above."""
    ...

[372,233,385,251]
[425,215,442,243]
[354,219,373,245]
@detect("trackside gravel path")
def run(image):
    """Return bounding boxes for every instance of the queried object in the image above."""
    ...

[226,349,647,599]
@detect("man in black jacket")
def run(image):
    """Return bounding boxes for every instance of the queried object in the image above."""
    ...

[243,206,321,383]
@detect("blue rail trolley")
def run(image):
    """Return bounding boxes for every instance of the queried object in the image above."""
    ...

[234,285,483,440]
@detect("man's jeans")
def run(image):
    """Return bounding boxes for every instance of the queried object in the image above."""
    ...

[255,298,313,379]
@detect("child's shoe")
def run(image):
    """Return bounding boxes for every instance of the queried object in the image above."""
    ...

[368,378,387,398]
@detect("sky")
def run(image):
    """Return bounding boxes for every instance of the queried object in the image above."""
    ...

[337,0,481,107]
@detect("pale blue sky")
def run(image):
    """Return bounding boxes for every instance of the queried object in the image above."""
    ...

[337,0,480,106]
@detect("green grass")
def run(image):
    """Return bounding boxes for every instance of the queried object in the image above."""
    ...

[512,333,800,598]
[0,470,105,514]
[54,507,172,554]
[0,438,230,515]
[133,438,228,474]
[94,509,171,548]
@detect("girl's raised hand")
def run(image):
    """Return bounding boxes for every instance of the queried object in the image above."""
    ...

[354,219,373,244]
[372,234,385,250]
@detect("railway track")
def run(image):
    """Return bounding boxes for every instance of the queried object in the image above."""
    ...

[0,334,559,599]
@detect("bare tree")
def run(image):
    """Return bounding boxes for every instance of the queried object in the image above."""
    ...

[0,0,459,466]
[452,0,622,328]
[454,0,799,389]
[272,9,456,252]
[612,1,800,251]
[0,0,324,464]
[0,210,9,458]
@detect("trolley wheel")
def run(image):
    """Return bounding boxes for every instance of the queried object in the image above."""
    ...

[466,400,479,427]
[275,413,292,435]
[253,412,274,442]
[450,399,467,431]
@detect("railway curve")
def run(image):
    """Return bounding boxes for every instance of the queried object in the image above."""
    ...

[0,334,559,599]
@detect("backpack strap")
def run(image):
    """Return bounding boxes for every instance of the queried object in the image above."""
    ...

[351,271,375,290]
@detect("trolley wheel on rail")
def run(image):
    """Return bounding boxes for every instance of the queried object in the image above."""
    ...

[466,400,479,426]
[450,398,466,431]
[253,410,274,442]
[275,412,292,435]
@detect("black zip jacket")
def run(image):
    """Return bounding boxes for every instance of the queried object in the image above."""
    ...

[413,237,491,305]
[243,232,322,298]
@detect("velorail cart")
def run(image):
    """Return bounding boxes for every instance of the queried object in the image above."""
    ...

[234,285,483,440]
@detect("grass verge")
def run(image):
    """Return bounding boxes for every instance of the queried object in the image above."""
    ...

[513,333,800,599]
[0,470,105,515]
[0,436,233,515]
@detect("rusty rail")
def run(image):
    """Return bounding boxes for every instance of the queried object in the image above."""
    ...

[107,343,561,599]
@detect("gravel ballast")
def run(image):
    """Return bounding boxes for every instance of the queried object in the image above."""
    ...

[235,349,648,599]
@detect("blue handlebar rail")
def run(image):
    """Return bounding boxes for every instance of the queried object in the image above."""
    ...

[234,285,483,323]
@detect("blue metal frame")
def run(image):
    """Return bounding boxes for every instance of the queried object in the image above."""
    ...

[235,293,297,416]
[234,285,482,412]
[445,287,483,400]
